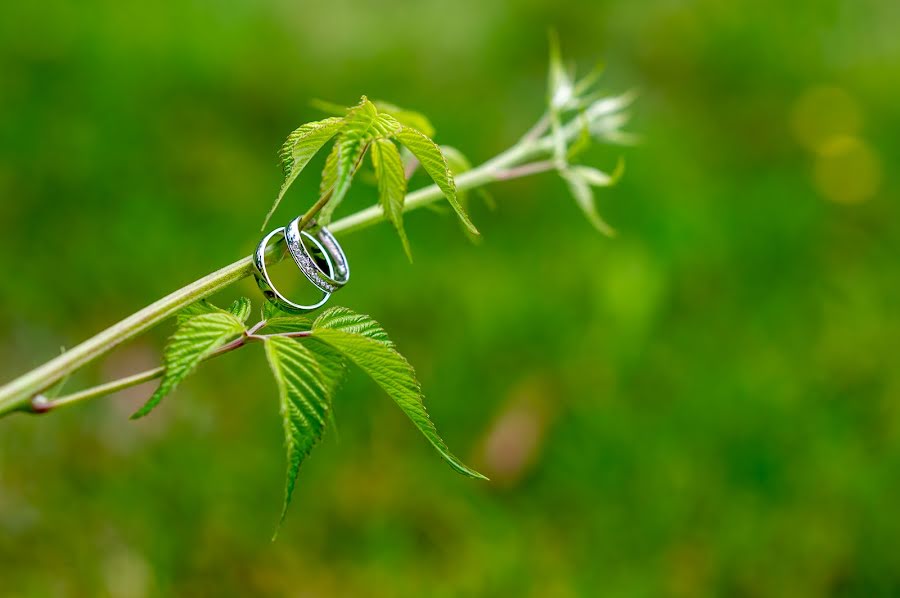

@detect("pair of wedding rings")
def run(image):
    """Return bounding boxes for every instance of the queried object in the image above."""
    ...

[253,215,350,313]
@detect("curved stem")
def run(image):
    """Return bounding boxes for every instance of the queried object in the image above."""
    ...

[40,367,166,412]
[0,122,566,417]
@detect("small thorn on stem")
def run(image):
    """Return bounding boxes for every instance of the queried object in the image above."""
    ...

[30,394,53,414]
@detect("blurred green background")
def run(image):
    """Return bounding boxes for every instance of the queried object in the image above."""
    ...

[1,0,899,596]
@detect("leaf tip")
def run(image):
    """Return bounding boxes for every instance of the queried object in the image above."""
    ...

[611,156,626,184]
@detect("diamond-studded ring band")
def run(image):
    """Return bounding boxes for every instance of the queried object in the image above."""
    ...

[285,216,350,294]
[253,227,334,313]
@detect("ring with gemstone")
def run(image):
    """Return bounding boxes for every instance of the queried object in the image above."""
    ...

[253,226,334,313]
[285,216,350,294]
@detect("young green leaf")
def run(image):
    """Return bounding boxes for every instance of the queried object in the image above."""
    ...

[305,336,347,435]
[312,309,486,480]
[548,30,574,112]
[313,306,391,344]
[395,126,478,235]
[374,100,436,138]
[317,98,402,225]
[439,145,481,244]
[176,299,228,325]
[566,114,593,161]
[315,101,377,225]
[227,297,252,323]
[319,142,340,200]
[263,315,313,335]
[561,169,615,237]
[263,116,346,230]
[131,313,245,419]
[370,138,412,261]
[570,158,625,188]
[263,336,339,530]
[304,337,348,398]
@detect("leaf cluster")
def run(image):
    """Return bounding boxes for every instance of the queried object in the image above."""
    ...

[134,300,485,533]
[547,32,636,235]
[263,97,478,261]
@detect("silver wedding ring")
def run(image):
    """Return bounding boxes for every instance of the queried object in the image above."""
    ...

[285,216,350,294]
[253,227,335,313]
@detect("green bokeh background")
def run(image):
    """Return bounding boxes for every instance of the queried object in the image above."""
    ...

[2,0,899,596]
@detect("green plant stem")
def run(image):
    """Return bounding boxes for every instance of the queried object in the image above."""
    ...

[0,120,570,418]
[40,326,313,412]
[40,367,166,411]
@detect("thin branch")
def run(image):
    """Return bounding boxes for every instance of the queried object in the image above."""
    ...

[38,325,311,413]
[495,160,556,180]
[36,367,165,412]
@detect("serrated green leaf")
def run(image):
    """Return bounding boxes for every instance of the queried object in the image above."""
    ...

[319,141,340,199]
[374,101,436,138]
[263,116,346,230]
[313,306,391,344]
[317,133,368,225]
[263,315,313,335]
[304,337,347,397]
[395,126,478,235]
[371,138,412,261]
[316,99,376,225]
[440,145,472,178]
[263,336,337,532]
[227,297,252,323]
[132,313,245,419]
[176,299,227,325]
[312,309,485,480]
[439,145,481,244]
[305,336,347,435]
[561,169,615,237]
[317,98,402,226]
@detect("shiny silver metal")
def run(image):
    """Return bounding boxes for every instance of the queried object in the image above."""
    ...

[253,227,334,313]
[285,216,350,294]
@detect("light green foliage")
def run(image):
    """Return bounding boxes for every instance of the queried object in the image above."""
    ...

[264,117,346,229]
[227,297,252,323]
[132,312,246,419]
[546,33,633,235]
[178,297,251,324]
[395,126,478,235]
[370,138,411,260]
[317,98,402,225]
[311,306,391,343]
[176,299,227,324]
[319,142,340,200]
[561,169,615,236]
[263,336,345,530]
[311,307,486,480]
[267,95,471,258]
[262,315,313,335]
[561,158,625,236]
[373,101,436,137]
[440,145,485,244]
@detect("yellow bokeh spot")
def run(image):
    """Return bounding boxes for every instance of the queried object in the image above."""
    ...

[813,136,881,204]
[791,86,862,154]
